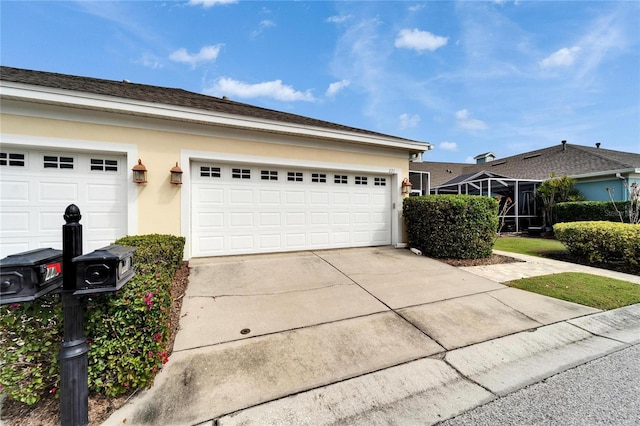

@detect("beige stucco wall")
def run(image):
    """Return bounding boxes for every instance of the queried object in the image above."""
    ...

[2,112,411,237]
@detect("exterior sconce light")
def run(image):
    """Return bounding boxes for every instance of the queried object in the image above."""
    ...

[401,178,413,195]
[132,159,147,184]
[170,162,183,185]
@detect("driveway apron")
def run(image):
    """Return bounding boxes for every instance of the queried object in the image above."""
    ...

[103,246,602,426]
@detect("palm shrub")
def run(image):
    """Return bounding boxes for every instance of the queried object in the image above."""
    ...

[403,195,499,259]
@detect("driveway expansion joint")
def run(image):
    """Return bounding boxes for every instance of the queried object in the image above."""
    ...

[192,282,356,299]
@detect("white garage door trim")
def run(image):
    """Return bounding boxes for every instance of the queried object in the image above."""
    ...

[181,150,402,258]
[0,133,138,256]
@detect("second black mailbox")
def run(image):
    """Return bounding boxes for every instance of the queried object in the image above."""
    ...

[73,245,135,295]
[0,248,63,304]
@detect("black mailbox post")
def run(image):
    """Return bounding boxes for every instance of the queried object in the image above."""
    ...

[1,204,136,426]
[0,248,63,305]
[73,245,135,295]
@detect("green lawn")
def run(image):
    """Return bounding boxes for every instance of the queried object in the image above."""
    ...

[505,272,640,310]
[494,236,567,257]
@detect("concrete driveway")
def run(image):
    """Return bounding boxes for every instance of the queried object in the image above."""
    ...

[104,246,629,426]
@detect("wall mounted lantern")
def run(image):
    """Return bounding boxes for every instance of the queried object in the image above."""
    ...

[170,162,183,185]
[132,159,147,184]
[401,178,413,195]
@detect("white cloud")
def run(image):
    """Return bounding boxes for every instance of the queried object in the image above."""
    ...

[440,141,458,151]
[327,15,351,24]
[188,0,237,8]
[395,28,448,52]
[206,77,316,102]
[540,46,581,68]
[455,109,488,131]
[251,20,276,38]
[464,156,476,164]
[138,53,162,70]
[169,44,222,68]
[408,4,425,12]
[326,80,350,97]
[399,113,420,129]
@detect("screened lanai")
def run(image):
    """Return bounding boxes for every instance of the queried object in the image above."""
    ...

[431,171,543,232]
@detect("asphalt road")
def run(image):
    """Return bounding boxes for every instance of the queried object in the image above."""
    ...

[440,344,640,426]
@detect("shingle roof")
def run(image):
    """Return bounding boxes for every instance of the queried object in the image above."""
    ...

[0,66,424,145]
[411,142,640,185]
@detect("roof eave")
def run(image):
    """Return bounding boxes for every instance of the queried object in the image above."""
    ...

[570,168,640,180]
[0,81,431,154]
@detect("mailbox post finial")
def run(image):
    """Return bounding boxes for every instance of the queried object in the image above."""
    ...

[64,204,82,224]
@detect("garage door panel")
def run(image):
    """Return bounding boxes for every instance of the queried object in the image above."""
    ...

[1,181,29,201]
[230,189,253,204]
[87,184,121,202]
[1,211,30,233]
[0,149,127,258]
[259,212,281,227]
[191,162,391,256]
[259,190,280,204]
[260,234,281,249]
[39,182,78,202]
[197,188,224,204]
[286,212,306,226]
[231,212,253,227]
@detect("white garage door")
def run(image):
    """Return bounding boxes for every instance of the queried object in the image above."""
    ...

[0,147,128,258]
[191,162,392,257]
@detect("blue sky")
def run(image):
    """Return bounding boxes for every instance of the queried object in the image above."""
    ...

[2,0,638,162]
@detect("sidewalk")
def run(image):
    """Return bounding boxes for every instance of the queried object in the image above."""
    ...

[462,249,640,284]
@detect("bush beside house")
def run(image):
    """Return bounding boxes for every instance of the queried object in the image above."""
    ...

[556,201,634,223]
[403,195,498,259]
[554,221,640,267]
[0,234,185,404]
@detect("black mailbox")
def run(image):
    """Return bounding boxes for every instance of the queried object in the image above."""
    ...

[0,248,64,305]
[72,245,135,295]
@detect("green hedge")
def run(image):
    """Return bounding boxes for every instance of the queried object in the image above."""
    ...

[403,195,499,259]
[0,234,185,404]
[554,221,640,266]
[556,201,634,223]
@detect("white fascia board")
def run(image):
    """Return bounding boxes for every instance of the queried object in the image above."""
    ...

[569,168,640,180]
[1,82,431,153]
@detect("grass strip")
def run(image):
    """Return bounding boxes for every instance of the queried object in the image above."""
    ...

[494,237,567,257]
[504,272,640,310]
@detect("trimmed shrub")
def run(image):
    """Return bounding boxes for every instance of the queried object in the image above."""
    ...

[0,234,185,404]
[403,195,499,259]
[556,201,633,223]
[554,221,640,266]
[0,294,61,404]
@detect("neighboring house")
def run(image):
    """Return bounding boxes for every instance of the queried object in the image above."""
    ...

[410,140,640,231]
[0,66,430,259]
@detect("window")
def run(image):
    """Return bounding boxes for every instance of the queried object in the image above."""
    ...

[0,152,25,167]
[44,155,74,169]
[200,166,221,178]
[232,168,251,179]
[355,176,368,185]
[374,177,386,186]
[90,158,118,172]
[287,171,303,182]
[334,175,348,184]
[261,170,278,181]
[311,173,326,183]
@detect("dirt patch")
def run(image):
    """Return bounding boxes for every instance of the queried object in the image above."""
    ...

[1,261,190,426]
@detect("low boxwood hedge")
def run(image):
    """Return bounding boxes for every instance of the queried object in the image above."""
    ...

[403,195,499,259]
[0,234,185,404]
[554,221,640,266]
